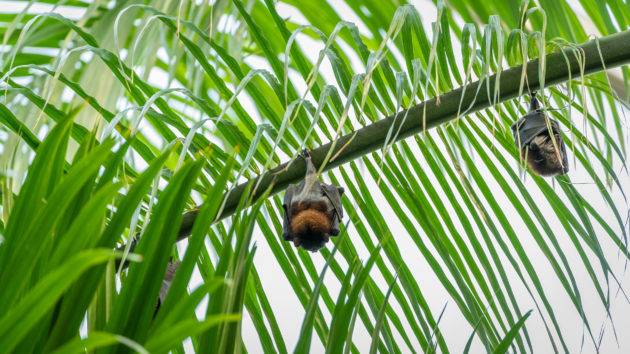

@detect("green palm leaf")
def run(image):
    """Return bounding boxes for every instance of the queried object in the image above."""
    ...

[1,0,628,352]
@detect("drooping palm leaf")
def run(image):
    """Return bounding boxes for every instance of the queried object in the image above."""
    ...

[1,0,629,352]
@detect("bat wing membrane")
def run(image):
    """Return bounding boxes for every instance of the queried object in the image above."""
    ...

[282,184,297,240]
[322,183,344,236]
[511,112,553,149]
[322,183,343,219]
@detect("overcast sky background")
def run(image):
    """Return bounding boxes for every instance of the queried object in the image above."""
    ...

[236,1,630,353]
[2,0,629,353]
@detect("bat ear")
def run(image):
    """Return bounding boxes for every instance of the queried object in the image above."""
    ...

[337,186,344,195]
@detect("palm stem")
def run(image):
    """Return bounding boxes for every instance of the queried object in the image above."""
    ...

[171,30,630,241]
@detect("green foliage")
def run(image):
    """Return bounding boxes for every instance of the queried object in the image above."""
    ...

[0,0,629,352]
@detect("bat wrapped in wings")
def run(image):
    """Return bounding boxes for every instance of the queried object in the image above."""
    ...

[282,150,344,252]
[511,92,569,177]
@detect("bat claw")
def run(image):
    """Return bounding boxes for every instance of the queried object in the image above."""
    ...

[294,237,302,247]
[323,234,329,243]
[301,149,311,159]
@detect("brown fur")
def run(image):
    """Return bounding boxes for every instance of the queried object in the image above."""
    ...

[290,209,331,236]
[282,149,344,252]
[522,134,567,176]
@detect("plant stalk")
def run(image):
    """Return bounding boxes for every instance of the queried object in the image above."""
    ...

[170,30,630,242]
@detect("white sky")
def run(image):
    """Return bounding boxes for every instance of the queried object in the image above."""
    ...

[239,2,630,353]
[2,0,629,353]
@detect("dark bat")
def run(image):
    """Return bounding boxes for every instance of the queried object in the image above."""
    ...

[154,259,180,318]
[511,93,569,177]
[282,150,344,252]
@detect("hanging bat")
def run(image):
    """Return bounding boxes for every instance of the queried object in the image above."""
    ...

[511,92,568,177]
[154,259,180,318]
[282,150,344,252]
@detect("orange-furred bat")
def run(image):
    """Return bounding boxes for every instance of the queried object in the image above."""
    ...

[511,93,569,177]
[282,150,344,252]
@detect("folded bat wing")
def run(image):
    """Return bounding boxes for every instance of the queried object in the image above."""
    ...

[321,183,343,220]
[282,184,297,241]
[322,183,344,236]
[511,111,554,149]
[557,129,569,171]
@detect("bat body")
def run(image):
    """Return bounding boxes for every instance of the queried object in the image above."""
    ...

[511,93,568,177]
[282,150,344,252]
[154,260,180,317]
